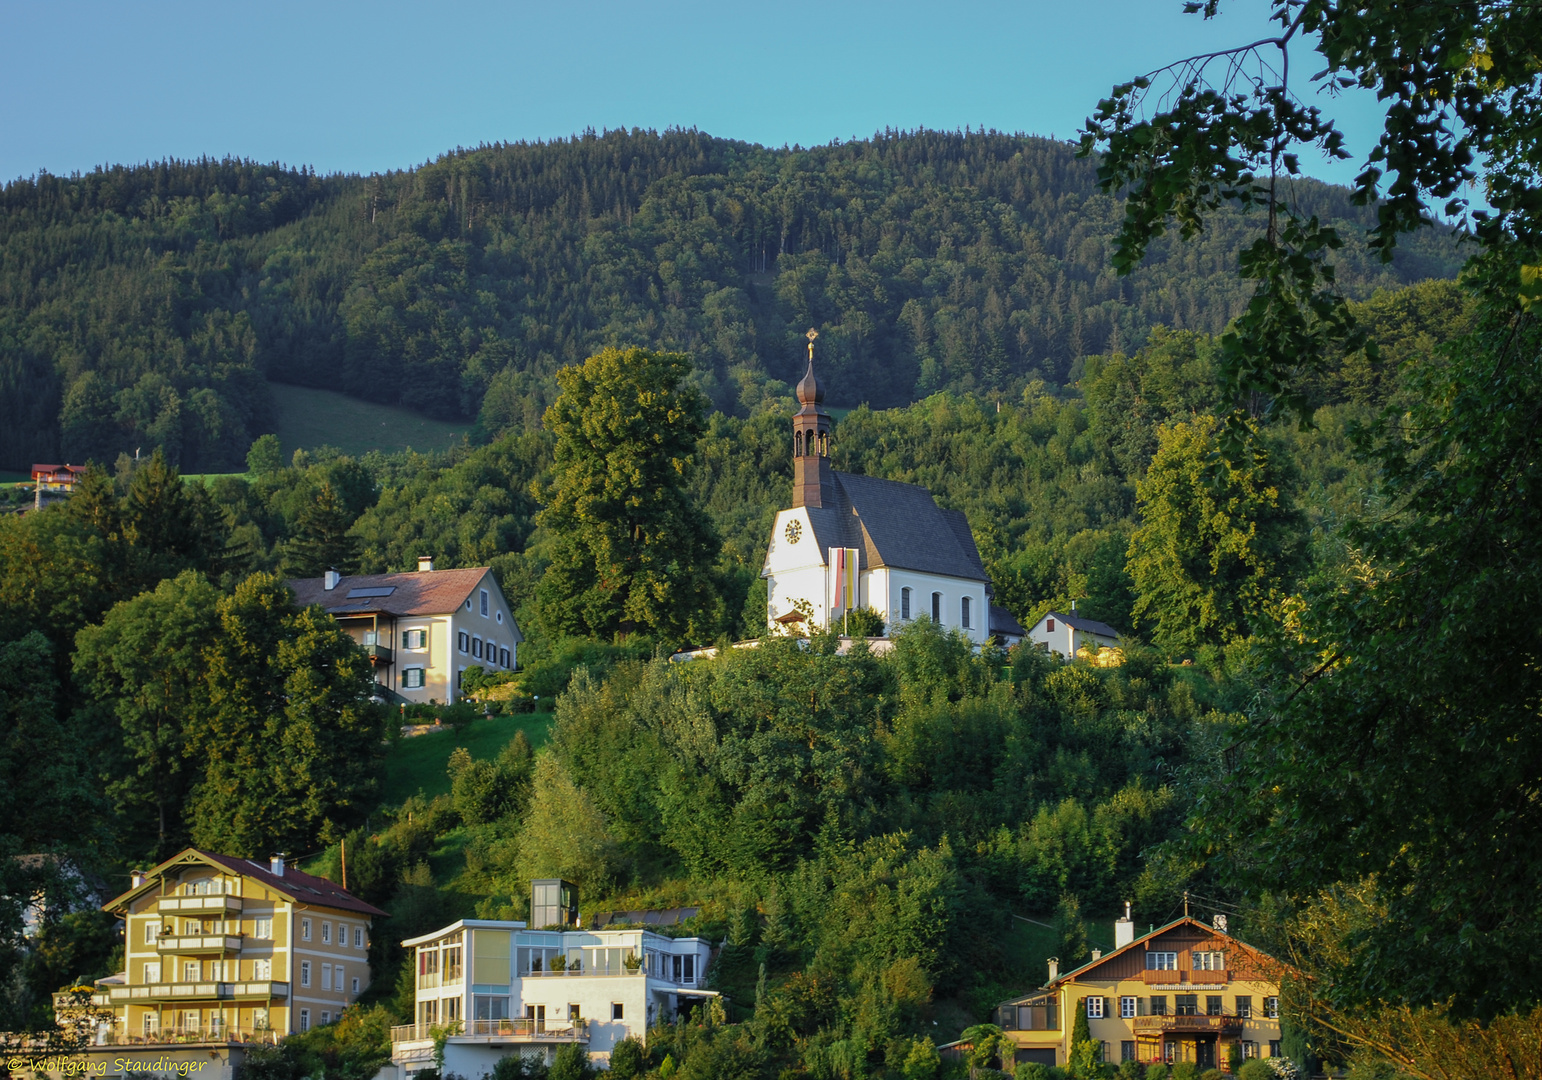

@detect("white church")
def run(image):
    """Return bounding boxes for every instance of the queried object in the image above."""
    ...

[762,345,1025,645]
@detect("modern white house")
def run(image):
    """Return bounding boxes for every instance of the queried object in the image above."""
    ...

[1026,606,1122,658]
[388,882,716,1075]
[762,348,1025,645]
[288,559,523,705]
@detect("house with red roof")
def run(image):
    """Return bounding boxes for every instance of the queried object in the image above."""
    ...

[75,848,387,1071]
[287,558,522,705]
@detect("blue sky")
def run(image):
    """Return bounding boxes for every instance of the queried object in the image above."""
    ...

[0,0,1387,186]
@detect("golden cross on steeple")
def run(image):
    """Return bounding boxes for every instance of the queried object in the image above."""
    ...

[806,327,818,363]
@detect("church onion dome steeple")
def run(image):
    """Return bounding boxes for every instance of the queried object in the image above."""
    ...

[796,358,824,406]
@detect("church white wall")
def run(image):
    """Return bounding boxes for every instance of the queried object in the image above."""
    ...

[882,569,988,645]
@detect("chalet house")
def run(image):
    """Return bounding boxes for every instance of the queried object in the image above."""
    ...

[30,463,87,509]
[49,849,387,1080]
[994,911,1286,1070]
[762,346,1025,645]
[385,880,716,1076]
[288,559,522,705]
[1026,606,1121,659]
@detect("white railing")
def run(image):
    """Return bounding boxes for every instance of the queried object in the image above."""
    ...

[520,966,641,978]
[391,1019,588,1043]
[156,934,244,953]
[158,896,243,915]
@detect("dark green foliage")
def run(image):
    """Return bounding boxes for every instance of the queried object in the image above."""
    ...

[0,131,1457,472]
[535,347,721,644]
[546,1044,594,1080]
[449,732,533,826]
[1236,1062,1271,1080]
[186,573,386,854]
[73,569,222,857]
[282,482,362,575]
[607,1037,648,1080]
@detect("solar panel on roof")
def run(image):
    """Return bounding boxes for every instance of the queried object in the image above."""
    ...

[346,587,397,598]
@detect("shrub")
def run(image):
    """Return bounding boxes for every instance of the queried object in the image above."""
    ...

[608,1038,648,1080]
[1237,1062,1273,1080]
[1172,1063,1199,1080]
[1201,1070,1227,1080]
[1017,1064,1049,1080]
[1118,1061,1144,1080]
[1147,1065,1169,1080]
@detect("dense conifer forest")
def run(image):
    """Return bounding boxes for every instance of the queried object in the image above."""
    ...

[0,128,1460,471]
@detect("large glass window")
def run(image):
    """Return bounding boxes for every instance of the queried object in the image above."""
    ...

[1146,952,1178,970]
[1176,994,1198,1016]
[961,596,972,629]
[931,592,941,621]
[901,588,911,620]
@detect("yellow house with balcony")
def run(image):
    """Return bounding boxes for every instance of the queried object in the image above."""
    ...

[92,848,387,1050]
[996,915,1287,1070]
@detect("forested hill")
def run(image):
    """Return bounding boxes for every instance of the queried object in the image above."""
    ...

[0,128,1462,471]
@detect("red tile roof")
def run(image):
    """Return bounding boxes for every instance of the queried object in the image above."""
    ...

[286,567,492,619]
[201,853,388,917]
[102,848,387,918]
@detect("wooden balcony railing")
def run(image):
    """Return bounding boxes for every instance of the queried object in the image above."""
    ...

[1132,1015,1245,1034]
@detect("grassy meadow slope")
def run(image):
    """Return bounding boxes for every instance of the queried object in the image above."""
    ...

[270,382,468,458]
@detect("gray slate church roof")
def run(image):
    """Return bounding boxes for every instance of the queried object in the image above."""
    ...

[799,471,990,583]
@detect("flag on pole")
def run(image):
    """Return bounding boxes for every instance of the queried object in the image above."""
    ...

[828,546,859,617]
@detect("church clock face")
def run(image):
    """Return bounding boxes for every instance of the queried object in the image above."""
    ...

[784,519,803,545]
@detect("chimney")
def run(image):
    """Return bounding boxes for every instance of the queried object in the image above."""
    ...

[1091,947,1102,961]
[130,870,146,889]
[323,569,340,591]
[1115,901,1135,949]
[269,853,286,878]
[1071,599,1077,611]
[1047,957,1059,982]
[1213,914,1229,934]
[417,556,434,572]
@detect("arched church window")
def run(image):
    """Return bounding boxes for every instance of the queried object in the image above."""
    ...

[961,596,972,629]
[901,587,911,620]
[931,592,942,622]
[818,432,828,456]
[795,430,804,457]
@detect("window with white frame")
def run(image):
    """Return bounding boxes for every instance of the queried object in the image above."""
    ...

[1269,1041,1281,1058]
[611,1002,624,1020]
[253,959,271,980]
[299,1009,310,1032]
[301,961,311,988]
[931,592,942,621]
[183,961,200,981]
[1146,951,1178,970]
[321,1011,331,1025]
[1085,996,1105,1019]
[301,919,312,941]
[403,628,426,650]
[404,667,425,689]
[352,976,360,995]
[1265,996,1280,1019]
[1193,951,1226,970]
[458,631,468,653]
[496,611,504,624]
[1236,996,1252,1018]
[1244,1042,1258,1059]
[473,637,482,659]
[961,596,972,629]
[480,590,489,616]
[322,922,331,944]
[145,922,160,944]
[901,587,912,620]
[1120,996,1137,1019]
[322,963,332,991]
[499,647,510,668]
[253,916,272,939]
[143,962,161,984]
[354,926,365,948]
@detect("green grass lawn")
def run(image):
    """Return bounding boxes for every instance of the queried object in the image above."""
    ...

[182,471,249,485]
[270,382,470,459]
[381,712,553,804]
